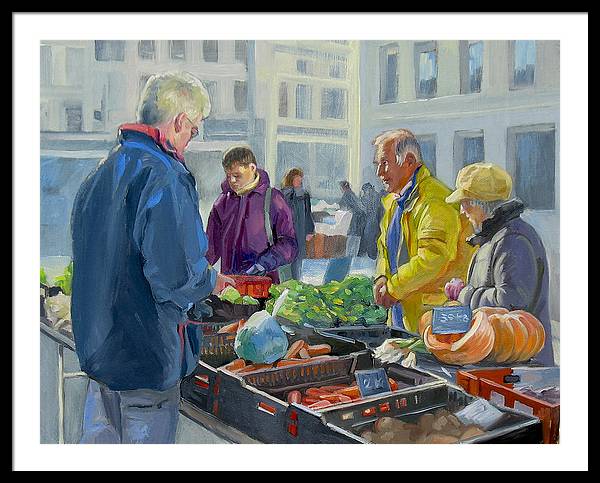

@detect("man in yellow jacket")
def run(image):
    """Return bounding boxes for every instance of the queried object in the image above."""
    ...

[372,129,475,333]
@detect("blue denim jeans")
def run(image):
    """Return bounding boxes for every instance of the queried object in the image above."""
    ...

[79,379,181,444]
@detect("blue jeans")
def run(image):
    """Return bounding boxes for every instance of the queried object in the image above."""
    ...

[80,379,181,444]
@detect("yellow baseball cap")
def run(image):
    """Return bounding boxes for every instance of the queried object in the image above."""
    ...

[446,162,513,204]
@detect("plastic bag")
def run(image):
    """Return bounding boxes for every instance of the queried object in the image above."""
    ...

[234,310,289,364]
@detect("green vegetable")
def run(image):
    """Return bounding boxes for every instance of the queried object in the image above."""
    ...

[219,286,242,304]
[242,295,259,305]
[40,267,48,286]
[54,261,73,296]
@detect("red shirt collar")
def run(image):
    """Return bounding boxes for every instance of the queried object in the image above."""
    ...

[118,123,185,163]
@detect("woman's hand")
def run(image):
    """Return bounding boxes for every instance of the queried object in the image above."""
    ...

[444,278,465,301]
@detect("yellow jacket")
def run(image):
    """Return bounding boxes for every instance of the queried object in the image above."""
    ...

[376,166,476,332]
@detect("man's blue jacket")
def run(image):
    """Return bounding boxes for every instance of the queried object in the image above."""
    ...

[70,128,216,391]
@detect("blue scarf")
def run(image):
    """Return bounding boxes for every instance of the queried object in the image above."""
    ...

[386,168,420,329]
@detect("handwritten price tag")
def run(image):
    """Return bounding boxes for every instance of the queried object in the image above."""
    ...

[354,368,392,398]
[431,306,472,335]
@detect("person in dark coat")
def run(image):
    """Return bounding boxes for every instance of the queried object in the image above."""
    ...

[206,147,298,283]
[71,72,233,444]
[338,180,367,238]
[359,182,382,259]
[281,167,315,281]
[444,163,554,366]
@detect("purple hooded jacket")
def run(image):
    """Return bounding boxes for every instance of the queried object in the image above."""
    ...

[206,169,298,283]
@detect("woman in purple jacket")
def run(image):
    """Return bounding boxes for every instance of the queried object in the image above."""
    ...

[206,147,298,283]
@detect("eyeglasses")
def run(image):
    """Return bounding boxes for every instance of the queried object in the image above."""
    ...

[184,115,200,139]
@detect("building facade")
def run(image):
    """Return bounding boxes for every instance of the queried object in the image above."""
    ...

[359,40,560,326]
[254,40,360,201]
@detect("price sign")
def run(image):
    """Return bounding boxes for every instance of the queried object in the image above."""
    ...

[354,368,392,398]
[431,305,472,335]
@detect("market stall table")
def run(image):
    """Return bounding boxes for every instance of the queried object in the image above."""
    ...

[39,321,262,444]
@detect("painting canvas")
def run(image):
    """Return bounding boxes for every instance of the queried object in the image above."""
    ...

[10,11,587,472]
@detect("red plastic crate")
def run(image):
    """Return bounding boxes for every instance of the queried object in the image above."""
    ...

[456,367,559,444]
[228,275,272,299]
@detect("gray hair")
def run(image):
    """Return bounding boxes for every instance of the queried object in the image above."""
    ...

[372,129,423,165]
[136,71,211,126]
[465,198,506,217]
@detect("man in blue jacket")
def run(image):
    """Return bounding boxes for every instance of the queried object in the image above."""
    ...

[71,72,232,443]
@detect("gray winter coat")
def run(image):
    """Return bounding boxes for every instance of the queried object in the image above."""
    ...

[458,199,554,366]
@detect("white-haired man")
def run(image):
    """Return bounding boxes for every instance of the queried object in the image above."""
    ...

[71,72,232,443]
[372,129,476,333]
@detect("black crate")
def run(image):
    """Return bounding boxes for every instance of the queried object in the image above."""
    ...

[318,382,543,444]
[319,325,391,348]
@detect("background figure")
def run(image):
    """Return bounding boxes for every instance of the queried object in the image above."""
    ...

[359,182,382,259]
[338,180,367,238]
[281,168,315,281]
[322,181,365,283]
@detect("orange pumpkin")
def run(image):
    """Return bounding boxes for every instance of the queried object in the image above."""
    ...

[481,309,546,363]
[423,310,495,365]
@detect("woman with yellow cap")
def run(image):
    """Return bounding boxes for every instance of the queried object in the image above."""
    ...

[444,162,554,366]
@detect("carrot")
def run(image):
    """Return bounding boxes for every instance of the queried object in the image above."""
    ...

[275,359,307,367]
[389,378,399,391]
[318,393,347,402]
[305,387,329,397]
[235,363,273,374]
[217,320,240,334]
[307,344,332,357]
[318,385,349,392]
[223,359,246,372]
[308,400,333,410]
[301,397,320,405]
[298,348,311,359]
[287,390,302,404]
[338,395,353,403]
[284,340,307,359]
[335,386,361,399]
[237,319,246,330]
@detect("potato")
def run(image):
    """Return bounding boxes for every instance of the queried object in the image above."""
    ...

[460,425,486,441]
[417,413,435,433]
[409,426,426,443]
[361,430,374,442]
[379,431,396,443]
[374,417,397,433]
[391,429,413,444]
[432,415,449,432]
[447,414,462,428]
[424,433,459,444]
[433,408,451,419]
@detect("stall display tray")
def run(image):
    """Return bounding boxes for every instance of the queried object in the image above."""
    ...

[456,366,559,443]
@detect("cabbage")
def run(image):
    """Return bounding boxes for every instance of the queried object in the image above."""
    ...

[242,295,259,305]
[234,310,289,364]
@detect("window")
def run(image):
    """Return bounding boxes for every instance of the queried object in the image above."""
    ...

[40,45,52,86]
[511,40,536,89]
[315,143,348,197]
[416,135,437,176]
[508,125,556,210]
[460,41,483,94]
[414,41,438,98]
[454,130,485,173]
[379,43,399,104]
[234,80,248,112]
[65,103,83,132]
[329,61,346,79]
[170,40,186,60]
[235,40,248,65]
[94,41,125,61]
[205,81,218,115]
[297,59,312,75]
[296,84,312,119]
[138,40,155,60]
[203,40,218,62]
[276,142,310,189]
[321,88,347,120]
[278,82,288,118]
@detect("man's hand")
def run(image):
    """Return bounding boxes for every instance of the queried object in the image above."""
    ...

[306,234,314,242]
[444,278,465,301]
[212,273,235,295]
[373,276,388,305]
[379,287,399,309]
